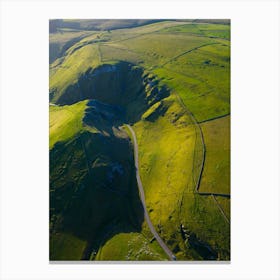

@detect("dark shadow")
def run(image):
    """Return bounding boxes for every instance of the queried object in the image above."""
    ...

[50,62,172,260]
[50,131,144,260]
[54,61,170,124]
[83,100,125,136]
[188,233,218,260]
[179,225,218,260]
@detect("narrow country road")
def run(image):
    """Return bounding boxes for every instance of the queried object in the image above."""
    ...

[125,124,176,261]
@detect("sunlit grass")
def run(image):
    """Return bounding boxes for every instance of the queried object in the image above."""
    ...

[200,115,230,194]
[49,101,87,149]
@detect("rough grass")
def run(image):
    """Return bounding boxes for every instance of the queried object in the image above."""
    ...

[50,44,101,102]
[108,20,189,36]
[160,23,230,40]
[200,115,230,194]
[132,95,198,256]
[50,128,144,261]
[180,193,230,260]
[49,29,93,63]
[99,44,143,65]
[50,232,87,260]
[110,33,215,67]
[152,43,230,122]
[127,97,229,259]
[49,101,87,149]
[215,196,230,220]
[95,232,167,261]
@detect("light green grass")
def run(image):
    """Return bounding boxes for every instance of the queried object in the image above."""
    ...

[152,42,230,121]
[95,232,167,261]
[130,96,229,259]
[141,101,162,120]
[99,44,143,65]
[200,115,230,194]
[160,23,230,40]
[50,44,101,102]
[49,101,87,149]
[49,30,93,63]
[132,95,198,254]
[110,33,215,67]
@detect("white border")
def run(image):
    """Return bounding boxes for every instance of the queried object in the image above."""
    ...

[1,0,279,279]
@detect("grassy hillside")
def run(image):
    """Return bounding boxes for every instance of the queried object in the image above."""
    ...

[50,45,101,102]
[50,19,169,32]
[95,232,167,261]
[152,42,230,122]
[160,23,230,40]
[49,101,87,149]
[199,115,230,194]
[50,232,87,260]
[49,29,94,63]
[50,101,145,260]
[49,19,230,261]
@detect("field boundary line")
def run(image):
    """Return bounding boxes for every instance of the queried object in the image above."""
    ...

[198,113,230,124]
[173,90,230,199]
[173,91,206,194]
[159,42,220,68]
[158,31,230,42]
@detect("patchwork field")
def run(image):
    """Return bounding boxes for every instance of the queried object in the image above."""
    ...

[49,19,230,261]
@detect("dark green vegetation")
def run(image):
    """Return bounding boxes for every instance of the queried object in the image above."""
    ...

[49,19,230,261]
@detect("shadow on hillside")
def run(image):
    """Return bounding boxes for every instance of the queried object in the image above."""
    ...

[53,62,170,124]
[50,131,144,260]
[49,62,173,260]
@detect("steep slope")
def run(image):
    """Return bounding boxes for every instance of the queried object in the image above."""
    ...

[49,67,171,260]
[50,102,143,260]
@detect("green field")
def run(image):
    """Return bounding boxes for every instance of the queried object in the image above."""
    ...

[200,115,230,194]
[49,19,230,261]
[159,23,230,40]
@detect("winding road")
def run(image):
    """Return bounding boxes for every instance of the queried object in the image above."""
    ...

[125,125,176,261]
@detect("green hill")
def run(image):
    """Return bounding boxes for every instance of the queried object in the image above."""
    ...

[49,19,230,261]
